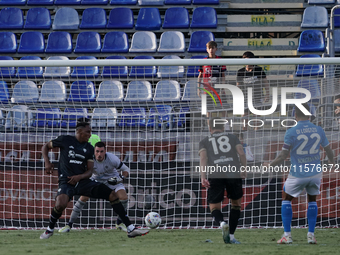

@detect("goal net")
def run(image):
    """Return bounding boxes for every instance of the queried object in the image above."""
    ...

[0,57,339,229]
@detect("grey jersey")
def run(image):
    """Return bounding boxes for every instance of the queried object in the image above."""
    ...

[92,152,125,182]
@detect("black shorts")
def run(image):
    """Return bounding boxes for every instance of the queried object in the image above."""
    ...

[57,179,112,201]
[207,178,243,203]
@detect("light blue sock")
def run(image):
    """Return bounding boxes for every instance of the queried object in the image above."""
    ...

[281,200,292,233]
[307,202,318,233]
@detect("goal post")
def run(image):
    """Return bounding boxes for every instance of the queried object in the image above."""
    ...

[0,57,339,229]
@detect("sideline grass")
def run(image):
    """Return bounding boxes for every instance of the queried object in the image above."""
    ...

[1,228,339,255]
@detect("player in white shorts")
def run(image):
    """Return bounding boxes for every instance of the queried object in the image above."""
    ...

[59,141,130,232]
[269,103,335,245]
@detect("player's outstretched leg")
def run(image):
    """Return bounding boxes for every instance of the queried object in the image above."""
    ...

[277,200,293,244]
[40,207,63,239]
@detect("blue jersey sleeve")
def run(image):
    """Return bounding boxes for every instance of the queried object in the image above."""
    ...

[283,128,294,150]
[318,126,330,148]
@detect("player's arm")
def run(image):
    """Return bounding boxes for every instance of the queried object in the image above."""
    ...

[42,141,54,174]
[236,144,247,178]
[199,149,210,188]
[197,72,202,97]
[68,159,94,185]
[269,150,289,167]
[120,163,130,178]
[324,145,335,166]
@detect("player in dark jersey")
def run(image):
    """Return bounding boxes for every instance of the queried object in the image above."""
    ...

[199,117,247,244]
[40,121,149,239]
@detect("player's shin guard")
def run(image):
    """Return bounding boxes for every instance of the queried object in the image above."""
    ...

[69,199,86,228]
[281,200,292,233]
[49,207,63,230]
[211,208,224,226]
[110,199,132,227]
[117,199,128,224]
[229,206,241,235]
[307,202,318,233]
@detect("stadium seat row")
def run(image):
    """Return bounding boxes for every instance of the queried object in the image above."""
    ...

[0,7,218,30]
[0,30,214,53]
[301,6,340,29]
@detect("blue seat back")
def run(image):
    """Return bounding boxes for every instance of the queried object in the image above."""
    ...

[164,0,191,4]
[81,0,108,4]
[182,80,201,100]
[33,108,61,128]
[17,56,43,78]
[129,31,157,52]
[5,105,32,129]
[74,32,101,53]
[107,7,134,29]
[52,7,79,30]
[25,7,51,29]
[45,32,73,53]
[11,81,39,103]
[301,6,328,28]
[101,55,128,78]
[335,9,340,28]
[102,31,129,53]
[0,8,23,29]
[295,54,324,76]
[0,81,10,103]
[80,8,106,29]
[39,80,66,102]
[129,56,157,78]
[157,55,184,78]
[186,55,206,77]
[163,7,189,29]
[18,31,45,53]
[0,0,26,5]
[154,80,181,101]
[68,81,96,102]
[135,8,161,30]
[125,80,152,101]
[157,31,185,52]
[92,108,117,128]
[188,31,215,52]
[61,108,88,128]
[97,80,124,101]
[192,0,218,4]
[27,0,54,5]
[295,79,321,103]
[147,105,173,128]
[191,7,217,28]
[55,0,81,4]
[43,56,71,77]
[71,56,99,78]
[138,0,163,5]
[176,106,190,128]
[334,29,340,52]
[308,0,335,3]
[110,0,137,4]
[298,30,325,52]
[0,56,16,78]
[119,108,146,128]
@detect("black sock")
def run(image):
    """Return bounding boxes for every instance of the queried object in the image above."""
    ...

[68,222,73,228]
[211,209,224,226]
[110,199,132,228]
[49,207,63,230]
[229,207,241,235]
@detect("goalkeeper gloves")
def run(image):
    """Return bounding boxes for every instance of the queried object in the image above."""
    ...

[108,174,125,185]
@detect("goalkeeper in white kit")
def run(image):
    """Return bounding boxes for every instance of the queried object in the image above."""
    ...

[59,141,130,232]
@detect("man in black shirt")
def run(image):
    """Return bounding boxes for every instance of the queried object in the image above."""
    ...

[199,117,247,244]
[40,121,148,239]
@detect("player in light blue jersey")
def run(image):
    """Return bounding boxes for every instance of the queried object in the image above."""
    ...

[269,103,335,244]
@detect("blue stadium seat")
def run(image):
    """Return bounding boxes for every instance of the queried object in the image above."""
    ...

[81,0,108,4]
[45,32,73,53]
[308,0,335,3]
[186,55,206,77]
[101,31,129,53]
[0,56,16,78]
[158,31,185,53]
[92,108,117,128]
[135,8,161,30]
[157,55,184,78]
[129,56,157,78]
[297,30,325,52]
[0,81,10,104]
[74,32,101,53]
[295,54,324,76]
[43,56,71,77]
[138,0,163,5]
[33,108,61,128]
[110,0,137,4]
[17,56,43,78]
[153,80,181,101]
[27,0,53,5]
[118,108,146,128]
[107,8,134,29]
[52,8,79,30]
[71,56,99,78]
[334,9,340,28]
[0,0,26,5]
[191,7,217,28]
[164,0,191,4]
[55,0,81,4]
[0,32,16,53]
[182,80,201,101]
[295,79,321,104]
[334,29,340,52]
[147,105,173,129]
[101,56,128,78]
[192,0,218,4]
[125,80,152,101]
[61,108,88,129]
[97,80,124,101]
[68,81,96,102]
[18,32,45,53]
[188,31,215,52]
[163,7,189,29]
[79,8,106,29]
[0,8,23,29]
[5,105,33,130]
[175,106,190,128]
[129,31,157,52]
[11,81,39,103]
[24,8,51,30]
[39,80,67,102]
[301,6,328,28]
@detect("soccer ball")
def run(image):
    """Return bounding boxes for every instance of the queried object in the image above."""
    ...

[144,212,161,229]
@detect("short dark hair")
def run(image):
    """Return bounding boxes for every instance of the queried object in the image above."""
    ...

[76,121,90,129]
[209,117,224,131]
[206,41,217,48]
[295,103,310,118]
[95,141,105,148]
[242,51,255,58]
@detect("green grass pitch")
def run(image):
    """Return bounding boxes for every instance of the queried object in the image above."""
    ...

[1,228,340,255]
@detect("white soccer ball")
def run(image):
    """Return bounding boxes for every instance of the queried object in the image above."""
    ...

[144,212,161,229]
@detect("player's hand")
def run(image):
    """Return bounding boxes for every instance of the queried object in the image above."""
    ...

[45,162,54,175]
[201,178,210,189]
[107,174,125,185]
[67,175,82,186]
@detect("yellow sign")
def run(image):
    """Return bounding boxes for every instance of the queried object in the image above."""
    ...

[251,15,275,25]
[247,39,272,48]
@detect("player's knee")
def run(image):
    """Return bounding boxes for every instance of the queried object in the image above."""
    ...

[109,191,118,202]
